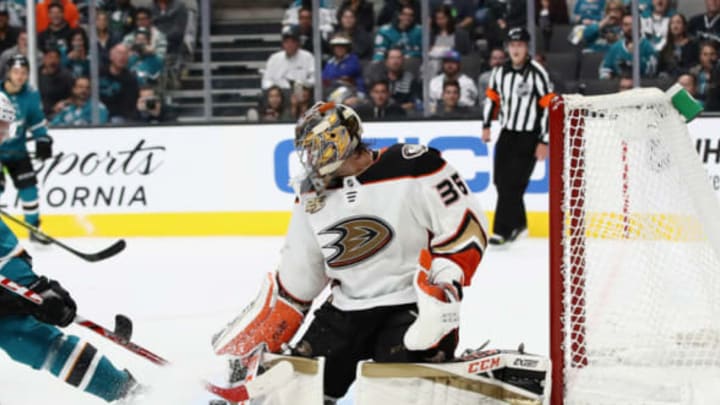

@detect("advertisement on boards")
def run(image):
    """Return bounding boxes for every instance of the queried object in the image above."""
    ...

[690,118,720,193]
[0,117,714,236]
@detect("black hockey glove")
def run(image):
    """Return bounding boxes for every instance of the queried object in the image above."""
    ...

[28,276,77,327]
[0,286,34,317]
[35,136,53,161]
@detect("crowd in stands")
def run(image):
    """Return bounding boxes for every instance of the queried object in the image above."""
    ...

[1,0,716,126]
[0,0,194,126]
[256,0,720,122]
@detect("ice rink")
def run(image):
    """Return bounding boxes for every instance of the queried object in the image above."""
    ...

[0,236,548,404]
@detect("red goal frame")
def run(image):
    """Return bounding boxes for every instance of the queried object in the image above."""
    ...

[549,96,588,405]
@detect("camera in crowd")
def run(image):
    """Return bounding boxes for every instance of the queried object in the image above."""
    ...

[131,42,146,54]
[144,96,158,110]
[132,27,151,55]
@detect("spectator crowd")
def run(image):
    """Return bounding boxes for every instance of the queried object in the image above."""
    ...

[0,0,195,126]
[0,0,716,126]
[255,0,720,122]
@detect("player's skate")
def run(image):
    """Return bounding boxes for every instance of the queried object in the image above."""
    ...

[489,226,527,248]
[114,370,148,404]
[509,226,528,241]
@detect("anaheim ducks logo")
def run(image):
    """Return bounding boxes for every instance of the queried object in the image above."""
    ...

[320,216,394,268]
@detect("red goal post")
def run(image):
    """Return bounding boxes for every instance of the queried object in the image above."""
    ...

[548,89,720,405]
[549,94,583,405]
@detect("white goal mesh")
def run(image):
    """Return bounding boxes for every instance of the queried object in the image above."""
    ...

[549,88,720,405]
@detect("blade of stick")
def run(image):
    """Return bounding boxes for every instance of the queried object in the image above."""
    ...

[74,239,126,262]
[0,208,126,262]
[114,314,133,344]
[205,361,294,402]
[74,316,169,366]
[205,382,249,403]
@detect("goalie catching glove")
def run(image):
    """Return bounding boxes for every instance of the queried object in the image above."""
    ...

[212,272,309,356]
[404,249,463,352]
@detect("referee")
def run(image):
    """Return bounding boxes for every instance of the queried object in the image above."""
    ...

[481,27,555,246]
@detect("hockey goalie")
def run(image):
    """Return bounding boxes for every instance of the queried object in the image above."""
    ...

[210,102,550,404]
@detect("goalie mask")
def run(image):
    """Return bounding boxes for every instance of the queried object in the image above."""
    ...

[294,101,363,185]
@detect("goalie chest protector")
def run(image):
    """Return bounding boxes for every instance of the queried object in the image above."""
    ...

[278,143,488,312]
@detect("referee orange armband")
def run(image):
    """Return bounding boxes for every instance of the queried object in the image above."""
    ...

[539,92,557,108]
[486,88,501,104]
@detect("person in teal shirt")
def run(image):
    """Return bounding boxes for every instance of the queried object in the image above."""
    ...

[581,0,624,53]
[600,14,658,78]
[128,27,164,85]
[623,0,657,17]
[373,5,422,62]
[0,92,140,403]
[51,77,109,126]
[65,28,90,78]
[572,0,605,25]
[0,55,54,243]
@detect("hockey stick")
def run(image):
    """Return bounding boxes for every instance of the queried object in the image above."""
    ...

[77,316,292,402]
[0,274,134,344]
[77,314,292,402]
[0,274,287,402]
[0,207,126,262]
[207,360,294,402]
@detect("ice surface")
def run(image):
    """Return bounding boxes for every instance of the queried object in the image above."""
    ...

[0,236,548,404]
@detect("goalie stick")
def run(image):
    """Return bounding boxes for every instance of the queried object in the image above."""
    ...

[0,274,287,403]
[0,207,126,262]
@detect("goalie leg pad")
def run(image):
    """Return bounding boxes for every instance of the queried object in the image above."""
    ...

[212,273,305,356]
[355,349,551,405]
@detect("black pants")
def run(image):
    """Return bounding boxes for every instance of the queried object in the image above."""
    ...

[0,156,38,190]
[295,300,457,399]
[492,129,539,238]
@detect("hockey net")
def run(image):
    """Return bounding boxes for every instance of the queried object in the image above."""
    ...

[549,88,720,405]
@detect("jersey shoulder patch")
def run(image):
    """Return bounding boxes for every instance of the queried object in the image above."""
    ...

[359,143,446,184]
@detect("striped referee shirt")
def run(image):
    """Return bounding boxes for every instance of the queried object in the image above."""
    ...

[482,59,555,143]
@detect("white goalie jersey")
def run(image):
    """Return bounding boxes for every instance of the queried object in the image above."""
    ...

[278,143,489,311]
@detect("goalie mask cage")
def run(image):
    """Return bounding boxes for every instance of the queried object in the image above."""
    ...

[549,88,720,405]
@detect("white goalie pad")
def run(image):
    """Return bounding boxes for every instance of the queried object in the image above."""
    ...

[354,348,551,405]
[250,353,325,405]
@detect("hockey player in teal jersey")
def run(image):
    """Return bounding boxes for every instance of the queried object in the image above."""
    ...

[0,92,140,402]
[0,54,53,244]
